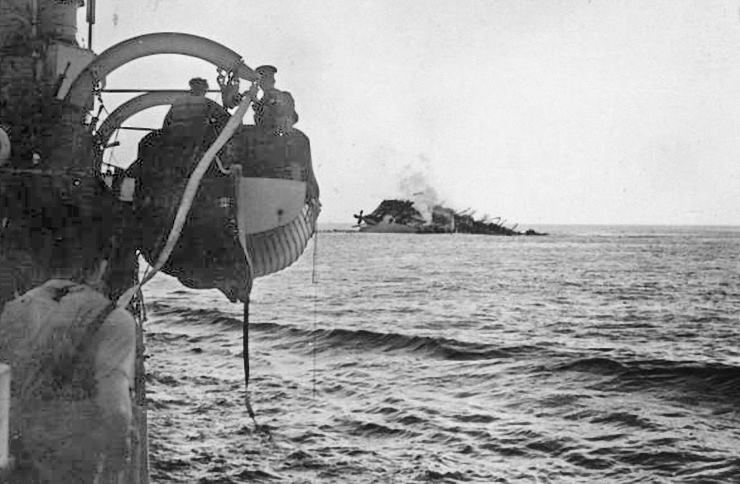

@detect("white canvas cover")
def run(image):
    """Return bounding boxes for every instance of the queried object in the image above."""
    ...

[0,281,135,482]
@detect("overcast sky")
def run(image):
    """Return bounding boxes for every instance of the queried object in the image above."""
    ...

[83,0,740,225]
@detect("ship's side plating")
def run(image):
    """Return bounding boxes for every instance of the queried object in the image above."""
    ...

[0,1,321,481]
[0,2,150,481]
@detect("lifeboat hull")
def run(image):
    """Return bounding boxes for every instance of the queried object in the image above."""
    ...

[134,126,319,302]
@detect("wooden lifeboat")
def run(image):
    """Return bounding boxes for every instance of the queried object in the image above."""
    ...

[131,121,320,303]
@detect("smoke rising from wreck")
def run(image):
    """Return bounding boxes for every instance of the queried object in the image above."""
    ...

[397,171,442,222]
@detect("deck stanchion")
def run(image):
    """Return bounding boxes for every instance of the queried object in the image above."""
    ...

[0,364,10,470]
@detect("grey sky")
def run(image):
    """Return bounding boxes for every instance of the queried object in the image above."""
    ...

[89,0,740,225]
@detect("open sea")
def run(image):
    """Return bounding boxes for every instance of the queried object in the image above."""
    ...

[143,225,740,483]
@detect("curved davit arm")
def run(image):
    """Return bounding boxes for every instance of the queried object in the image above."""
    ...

[65,32,259,109]
[95,90,183,147]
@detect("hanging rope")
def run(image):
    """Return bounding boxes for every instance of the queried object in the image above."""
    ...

[111,83,262,431]
[229,163,261,428]
[311,231,319,399]
[242,296,258,427]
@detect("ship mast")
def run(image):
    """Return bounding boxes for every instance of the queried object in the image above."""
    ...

[86,0,95,48]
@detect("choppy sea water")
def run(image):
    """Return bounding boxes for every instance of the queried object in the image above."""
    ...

[144,225,740,483]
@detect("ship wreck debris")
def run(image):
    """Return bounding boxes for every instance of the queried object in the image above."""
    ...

[353,199,546,235]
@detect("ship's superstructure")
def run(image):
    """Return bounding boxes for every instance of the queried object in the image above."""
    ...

[0,1,320,481]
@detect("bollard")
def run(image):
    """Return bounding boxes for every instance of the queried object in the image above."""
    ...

[0,364,9,470]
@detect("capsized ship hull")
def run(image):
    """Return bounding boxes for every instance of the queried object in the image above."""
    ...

[353,199,545,235]
[358,217,419,233]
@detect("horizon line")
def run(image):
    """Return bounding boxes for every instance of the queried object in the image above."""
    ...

[317,221,740,228]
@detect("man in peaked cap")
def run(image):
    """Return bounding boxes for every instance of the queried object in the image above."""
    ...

[162,77,210,133]
[256,64,277,76]
[162,77,230,160]
[253,65,299,133]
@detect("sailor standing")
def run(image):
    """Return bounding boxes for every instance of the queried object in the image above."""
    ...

[162,77,229,146]
[253,65,299,134]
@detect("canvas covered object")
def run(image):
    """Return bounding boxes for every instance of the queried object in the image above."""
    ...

[0,280,136,483]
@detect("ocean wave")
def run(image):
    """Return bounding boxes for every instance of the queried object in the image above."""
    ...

[310,327,515,361]
[341,418,419,439]
[554,357,740,402]
[148,304,524,361]
[556,357,627,374]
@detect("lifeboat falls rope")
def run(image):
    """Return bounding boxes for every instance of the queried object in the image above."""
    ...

[116,83,262,426]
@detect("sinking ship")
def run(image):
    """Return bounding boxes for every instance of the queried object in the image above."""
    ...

[0,1,319,482]
[353,199,544,235]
